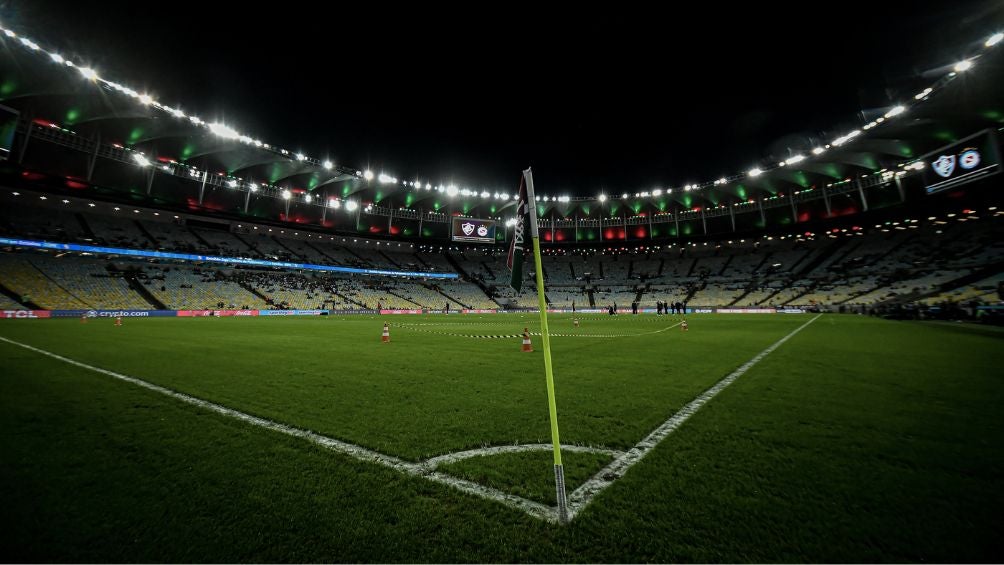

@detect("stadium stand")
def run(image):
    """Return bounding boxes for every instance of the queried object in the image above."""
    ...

[1,194,1002,313]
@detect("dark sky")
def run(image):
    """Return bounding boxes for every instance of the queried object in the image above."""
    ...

[4,0,1003,195]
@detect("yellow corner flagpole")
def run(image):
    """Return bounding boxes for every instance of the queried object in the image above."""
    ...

[523,167,568,523]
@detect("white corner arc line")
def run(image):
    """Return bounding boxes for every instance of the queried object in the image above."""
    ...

[0,314,817,525]
[424,444,624,469]
[565,313,822,519]
[0,335,558,523]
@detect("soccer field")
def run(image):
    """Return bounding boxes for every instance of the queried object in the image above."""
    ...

[1,313,1002,562]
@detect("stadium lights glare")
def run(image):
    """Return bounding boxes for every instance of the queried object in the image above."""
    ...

[281,190,292,200]
[986,32,1003,47]
[249,183,258,192]
[832,130,862,146]
[747,168,762,177]
[884,106,906,118]
[480,191,490,198]
[378,173,393,184]
[506,218,517,227]
[424,183,432,190]
[208,122,240,139]
[226,180,238,188]
[652,189,662,196]
[329,199,341,209]
[446,185,459,197]
[345,200,358,211]
[304,194,312,203]
[0,21,977,208]
[598,194,607,202]
[363,170,374,181]
[784,155,806,165]
[131,153,151,167]
[953,60,973,72]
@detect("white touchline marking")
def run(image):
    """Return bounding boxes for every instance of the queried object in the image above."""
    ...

[565,313,822,519]
[0,335,557,523]
[423,444,624,469]
[0,314,818,524]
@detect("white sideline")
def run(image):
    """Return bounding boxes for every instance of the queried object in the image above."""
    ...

[0,335,557,523]
[0,314,819,524]
[423,444,624,469]
[565,313,822,519]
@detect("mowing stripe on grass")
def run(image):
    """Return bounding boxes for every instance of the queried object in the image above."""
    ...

[0,335,560,523]
[565,313,823,520]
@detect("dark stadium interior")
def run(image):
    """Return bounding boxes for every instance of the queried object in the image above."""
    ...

[1,3,1003,563]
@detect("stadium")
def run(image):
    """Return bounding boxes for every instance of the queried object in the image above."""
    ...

[1,3,1002,562]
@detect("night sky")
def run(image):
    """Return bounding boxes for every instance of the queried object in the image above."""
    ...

[4,0,1003,195]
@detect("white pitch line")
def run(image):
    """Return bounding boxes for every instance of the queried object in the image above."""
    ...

[565,313,822,519]
[0,314,817,525]
[424,443,624,469]
[0,335,557,523]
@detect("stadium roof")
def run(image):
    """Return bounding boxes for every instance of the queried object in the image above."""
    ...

[1,4,1003,223]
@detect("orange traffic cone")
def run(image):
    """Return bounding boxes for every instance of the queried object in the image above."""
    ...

[381,323,390,343]
[114,316,122,327]
[681,320,688,331]
[521,328,533,352]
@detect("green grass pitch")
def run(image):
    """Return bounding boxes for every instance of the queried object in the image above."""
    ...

[1,313,1001,562]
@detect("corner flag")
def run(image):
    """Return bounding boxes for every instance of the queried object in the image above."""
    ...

[507,175,529,293]
[521,167,569,523]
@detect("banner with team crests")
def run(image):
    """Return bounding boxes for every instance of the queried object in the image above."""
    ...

[380,309,424,315]
[461,309,498,314]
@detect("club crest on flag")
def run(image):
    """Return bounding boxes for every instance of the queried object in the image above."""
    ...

[507,176,529,293]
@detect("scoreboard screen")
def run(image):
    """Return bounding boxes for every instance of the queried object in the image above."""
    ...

[451,218,496,243]
[922,129,1000,194]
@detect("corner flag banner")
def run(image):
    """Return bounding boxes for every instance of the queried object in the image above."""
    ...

[507,175,529,293]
